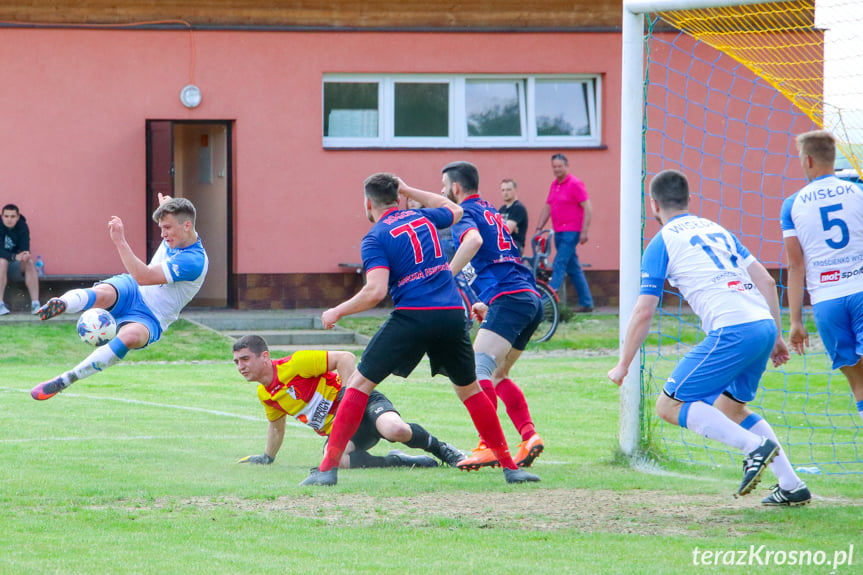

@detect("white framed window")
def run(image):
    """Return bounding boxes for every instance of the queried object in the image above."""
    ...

[323,74,601,149]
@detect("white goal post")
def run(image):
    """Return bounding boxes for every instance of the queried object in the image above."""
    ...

[618,0,783,455]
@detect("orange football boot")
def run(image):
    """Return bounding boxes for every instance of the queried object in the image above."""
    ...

[514,433,544,468]
[455,442,500,471]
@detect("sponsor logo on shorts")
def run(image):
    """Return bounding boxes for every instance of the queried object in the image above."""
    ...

[820,270,841,283]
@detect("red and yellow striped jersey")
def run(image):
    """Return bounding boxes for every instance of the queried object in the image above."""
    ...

[256,350,342,436]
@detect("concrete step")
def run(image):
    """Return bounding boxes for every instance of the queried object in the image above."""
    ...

[182,311,320,331]
[181,310,373,349]
[268,344,367,354]
[221,329,359,346]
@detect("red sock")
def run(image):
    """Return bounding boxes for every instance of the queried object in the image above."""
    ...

[496,378,536,441]
[320,388,368,472]
[479,379,498,409]
[475,379,498,446]
[463,392,517,470]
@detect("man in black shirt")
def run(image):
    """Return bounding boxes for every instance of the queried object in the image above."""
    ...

[498,178,529,254]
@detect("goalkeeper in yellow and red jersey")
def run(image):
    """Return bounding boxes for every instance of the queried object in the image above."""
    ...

[232,334,466,470]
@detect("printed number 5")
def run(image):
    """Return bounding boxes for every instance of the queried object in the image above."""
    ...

[820,204,849,249]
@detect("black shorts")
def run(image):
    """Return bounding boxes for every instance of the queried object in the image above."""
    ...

[324,390,398,453]
[349,390,399,452]
[482,291,543,351]
[358,308,476,386]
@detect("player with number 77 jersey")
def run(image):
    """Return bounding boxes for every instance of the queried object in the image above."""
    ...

[300,172,540,487]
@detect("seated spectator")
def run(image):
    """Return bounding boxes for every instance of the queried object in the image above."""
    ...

[0,204,40,315]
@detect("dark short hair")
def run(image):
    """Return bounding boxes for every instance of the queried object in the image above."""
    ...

[363,172,400,208]
[649,170,690,210]
[2,204,19,213]
[232,334,269,355]
[551,153,568,165]
[152,197,197,227]
[441,161,479,192]
[500,178,517,189]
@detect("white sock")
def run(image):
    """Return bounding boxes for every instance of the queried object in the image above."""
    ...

[685,401,762,453]
[61,289,95,314]
[748,419,801,490]
[62,343,125,385]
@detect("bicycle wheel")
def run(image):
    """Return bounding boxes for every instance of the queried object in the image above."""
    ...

[530,282,560,343]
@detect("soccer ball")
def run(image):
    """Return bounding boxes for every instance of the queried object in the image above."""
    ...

[77,308,117,346]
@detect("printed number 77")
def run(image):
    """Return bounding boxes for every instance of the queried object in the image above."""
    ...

[689,233,739,269]
[390,219,443,264]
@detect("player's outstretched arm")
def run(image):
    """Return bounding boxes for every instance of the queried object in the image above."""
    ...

[783,236,809,355]
[328,351,357,384]
[449,229,482,277]
[238,417,286,464]
[108,216,168,286]
[397,177,463,224]
[322,267,390,329]
[747,259,790,367]
[608,294,659,386]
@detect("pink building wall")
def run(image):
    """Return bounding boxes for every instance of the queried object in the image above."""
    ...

[0,28,622,279]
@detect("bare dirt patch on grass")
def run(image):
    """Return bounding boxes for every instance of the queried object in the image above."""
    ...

[166,488,775,536]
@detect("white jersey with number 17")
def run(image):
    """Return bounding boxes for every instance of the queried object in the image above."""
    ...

[640,214,771,333]
[780,174,863,305]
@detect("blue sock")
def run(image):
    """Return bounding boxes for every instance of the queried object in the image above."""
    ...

[739,413,763,430]
[62,289,98,313]
[678,401,693,429]
[856,399,863,420]
[108,337,130,359]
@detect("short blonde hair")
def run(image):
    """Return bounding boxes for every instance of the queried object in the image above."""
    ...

[796,130,836,166]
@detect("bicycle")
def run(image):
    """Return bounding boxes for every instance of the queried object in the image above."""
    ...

[525,230,561,343]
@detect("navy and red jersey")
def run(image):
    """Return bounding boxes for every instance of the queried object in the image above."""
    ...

[361,206,464,310]
[450,195,537,304]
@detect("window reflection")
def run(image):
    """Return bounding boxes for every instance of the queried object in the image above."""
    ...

[466,81,521,137]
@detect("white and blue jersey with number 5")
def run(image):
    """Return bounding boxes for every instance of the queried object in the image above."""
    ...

[640,214,772,332]
[780,174,863,305]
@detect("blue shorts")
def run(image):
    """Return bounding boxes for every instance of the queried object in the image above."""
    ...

[812,291,863,369]
[100,274,162,345]
[663,319,776,404]
[481,290,543,351]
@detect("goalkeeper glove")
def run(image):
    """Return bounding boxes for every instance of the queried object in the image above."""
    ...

[237,454,274,465]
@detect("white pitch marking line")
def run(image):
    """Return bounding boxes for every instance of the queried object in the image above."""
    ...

[0,435,256,444]
[0,386,307,429]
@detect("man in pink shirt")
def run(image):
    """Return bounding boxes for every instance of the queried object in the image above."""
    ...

[535,153,594,312]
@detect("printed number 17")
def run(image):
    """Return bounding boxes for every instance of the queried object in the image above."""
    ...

[689,233,739,270]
